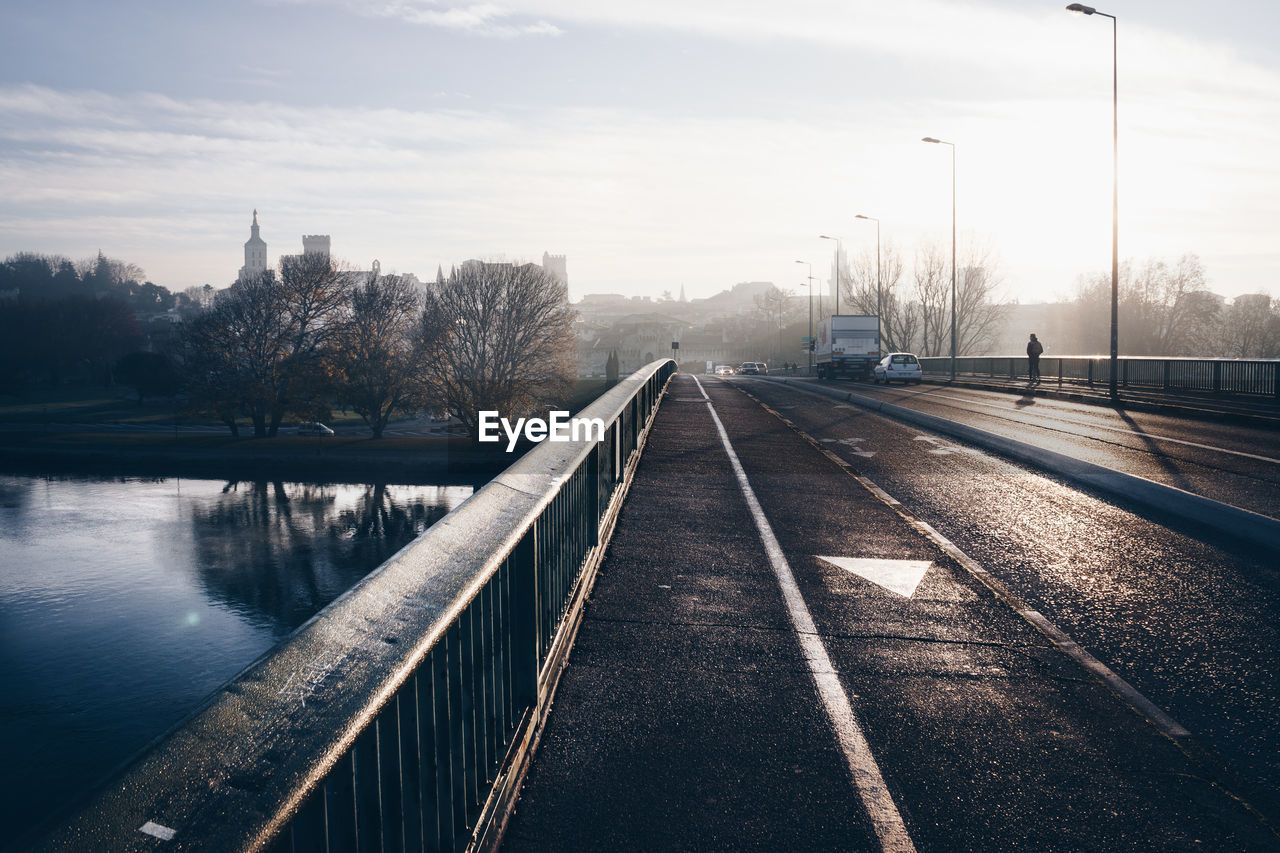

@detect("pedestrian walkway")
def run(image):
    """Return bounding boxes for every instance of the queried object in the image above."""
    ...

[501,374,1275,852]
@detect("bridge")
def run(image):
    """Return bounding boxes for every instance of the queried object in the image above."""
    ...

[30,360,1280,851]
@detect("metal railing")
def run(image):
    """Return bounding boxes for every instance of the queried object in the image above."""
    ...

[919,356,1280,398]
[33,359,677,853]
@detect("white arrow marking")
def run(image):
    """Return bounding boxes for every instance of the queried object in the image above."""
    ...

[818,557,933,598]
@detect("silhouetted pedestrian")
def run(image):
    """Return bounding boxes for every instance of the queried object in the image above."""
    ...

[1027,333,1044,384]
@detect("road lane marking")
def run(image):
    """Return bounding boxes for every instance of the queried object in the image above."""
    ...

[818,557,932,598]
[691,375,916,853]
[736,381,1195,742]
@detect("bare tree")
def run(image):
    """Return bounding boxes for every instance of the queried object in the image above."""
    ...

[840,242,919,353]
[182,271,290,437]
[1070,254,1219,356]
[334,272,425,438]
[419,262,577,436]
[1211,293,1280,358]
[954,242,1008,356]
[914,243,950,357]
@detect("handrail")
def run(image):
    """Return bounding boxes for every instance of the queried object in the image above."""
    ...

[32,359,678,853]
[918,355,1280,398]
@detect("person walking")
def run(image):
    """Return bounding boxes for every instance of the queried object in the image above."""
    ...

[1026,333,1044,384]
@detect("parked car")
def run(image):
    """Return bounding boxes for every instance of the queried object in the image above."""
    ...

[873,353,923,384]
[739,362,759,375]
[296,421,335,436]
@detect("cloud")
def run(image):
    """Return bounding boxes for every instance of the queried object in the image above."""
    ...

[275,0,563,37]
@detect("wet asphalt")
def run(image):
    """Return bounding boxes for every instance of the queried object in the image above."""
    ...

[501,374,1278,852]
[805,377,1280,518]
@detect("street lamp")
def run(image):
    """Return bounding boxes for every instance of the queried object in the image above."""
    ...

[854,214,880,355]
[922,136,957,381]
[1067,3,1119,400]
[796,260,814,375]
[819,235,842,315]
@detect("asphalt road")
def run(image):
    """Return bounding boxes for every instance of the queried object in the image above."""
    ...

[790,377,1280,519]
[735,375,1280,825]
[504,375,1278,851]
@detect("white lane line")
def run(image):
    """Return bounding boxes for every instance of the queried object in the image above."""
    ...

[743,380,1196,742]
[691,375,916,853]
[915,390,1280,466]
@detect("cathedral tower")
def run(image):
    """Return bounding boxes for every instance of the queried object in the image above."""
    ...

[239,210,268,280]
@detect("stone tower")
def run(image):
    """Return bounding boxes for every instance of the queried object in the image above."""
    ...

[239,210,268,280]
[302,234,331,258]
[542,251,567,285]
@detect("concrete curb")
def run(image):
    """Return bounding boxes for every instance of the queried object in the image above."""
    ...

[764,376,1280,555]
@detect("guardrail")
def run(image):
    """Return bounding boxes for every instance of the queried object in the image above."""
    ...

[33,359,677,853]
[919,356,1280,398]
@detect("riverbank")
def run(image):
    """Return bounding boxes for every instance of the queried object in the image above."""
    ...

[0,430,515,484]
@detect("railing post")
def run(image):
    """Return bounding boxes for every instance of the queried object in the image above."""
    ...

[1122,359,1129,388]
[1088,360,1094,387]
[511,529,539,713]
[1213,360,1222,394]
[1057,358,1063,389]
[1163,360,1171,391]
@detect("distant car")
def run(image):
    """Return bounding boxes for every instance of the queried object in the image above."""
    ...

[873,353,922,385]
[739,362,759,375]
[296,422,335,436]
[755,362,769,376]
[714,364,736,376]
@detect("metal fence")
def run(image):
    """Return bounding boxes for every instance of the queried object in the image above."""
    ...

[34,359,677,853]
[919,356,1280,398]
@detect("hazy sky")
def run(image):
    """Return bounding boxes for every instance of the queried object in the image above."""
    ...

[2,0,1277,304]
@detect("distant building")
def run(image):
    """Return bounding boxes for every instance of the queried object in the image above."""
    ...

[302,235,331,258]
[542,252,567,285]
[238,210,268,280]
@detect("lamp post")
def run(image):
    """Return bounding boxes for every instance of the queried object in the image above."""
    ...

[796,260,813,375]
[1067,3,1119,400]
[819,235,843,315]
[922,136,957,382]
[855,214,881,355]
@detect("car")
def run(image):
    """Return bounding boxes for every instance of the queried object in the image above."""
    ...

[872,353,923,384]
[714,364,736,376]
[755,362,768,376]
[296,421,335,436]
[739,362,759,375]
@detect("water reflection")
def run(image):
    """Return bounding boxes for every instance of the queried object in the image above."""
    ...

[0,473,472,848]
[190,481,460,635]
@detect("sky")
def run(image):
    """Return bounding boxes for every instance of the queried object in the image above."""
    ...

[1,0,1278,305]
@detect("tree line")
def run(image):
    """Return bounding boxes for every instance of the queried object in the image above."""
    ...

[183,257,576,437]
[836,243,1279,359]
[1,251,578,438]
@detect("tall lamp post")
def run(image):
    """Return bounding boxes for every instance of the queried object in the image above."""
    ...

[854,214,880,355]
[819,234,843,315]
[796,260,813,375]
[922,136,957,382]
[1067,3,1119,400]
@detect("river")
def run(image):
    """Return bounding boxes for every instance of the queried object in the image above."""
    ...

[0,473,475,846]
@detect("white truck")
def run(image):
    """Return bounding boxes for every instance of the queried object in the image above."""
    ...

[814,314,880,380]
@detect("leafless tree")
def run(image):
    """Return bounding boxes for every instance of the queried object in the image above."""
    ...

[1070,254,1220,356]
[419,262,577,436]
[840,242,919,353]
[954,242,1008,356]
[914,243,950,357]
[334,272,425,438]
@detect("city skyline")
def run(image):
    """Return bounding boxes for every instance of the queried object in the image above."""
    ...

[2,0,1278,304]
